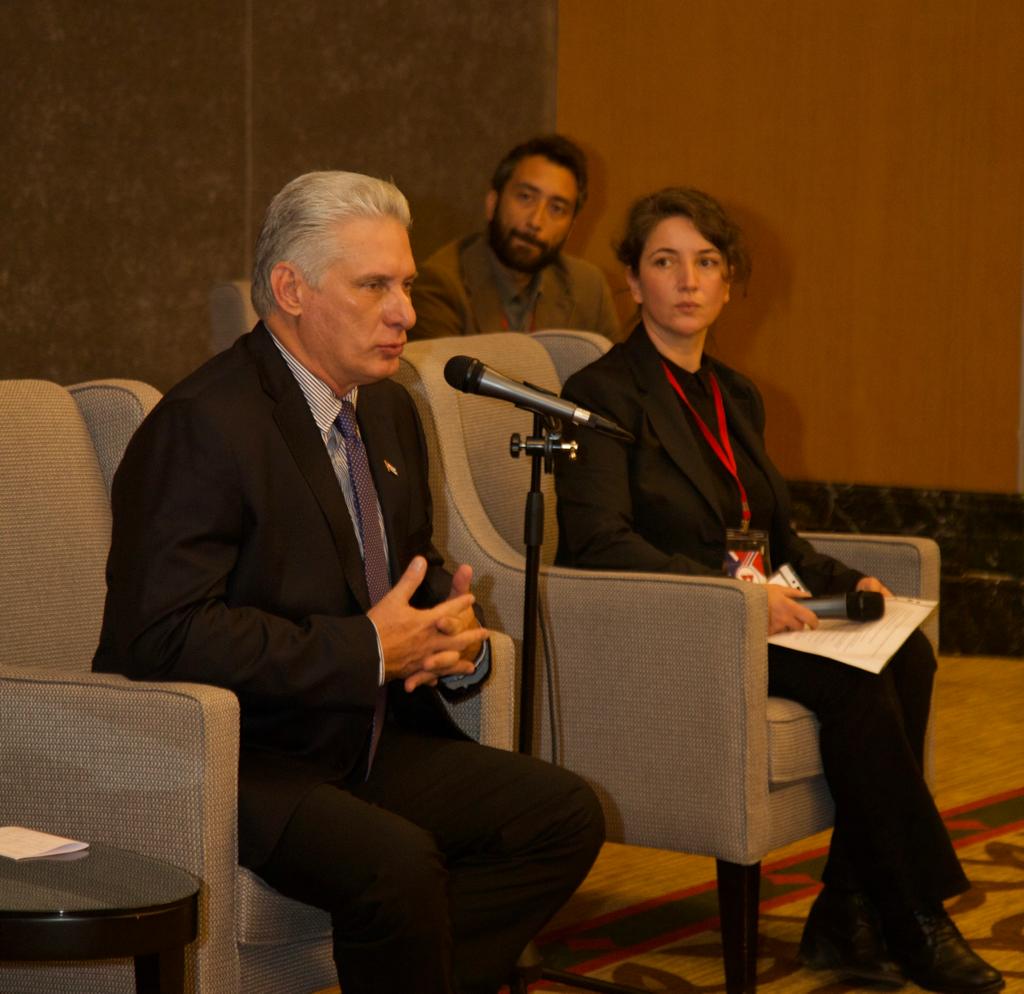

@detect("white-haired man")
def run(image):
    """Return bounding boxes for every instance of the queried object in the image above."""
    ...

[95,171,604,994]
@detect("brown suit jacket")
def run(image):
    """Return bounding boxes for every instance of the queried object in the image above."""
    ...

[410,231,622,341]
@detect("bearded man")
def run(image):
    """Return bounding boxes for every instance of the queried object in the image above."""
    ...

[410,134,621,341]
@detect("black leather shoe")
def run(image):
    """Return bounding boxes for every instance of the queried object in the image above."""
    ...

[890,908,1004,994]
[799,887,905,986]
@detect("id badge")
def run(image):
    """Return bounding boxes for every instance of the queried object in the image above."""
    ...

[723,528,770,584]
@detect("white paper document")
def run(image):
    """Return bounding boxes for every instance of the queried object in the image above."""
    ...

[0,826,89,860]
[768,596,937,674]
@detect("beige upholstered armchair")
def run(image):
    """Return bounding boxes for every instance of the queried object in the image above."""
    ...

[0,378,515,994]
[395,332,940,994]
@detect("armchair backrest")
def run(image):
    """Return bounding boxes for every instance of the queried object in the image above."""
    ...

[395,331,613,564]
[0,379,159,672]
[68,379,163,495]
[397,334,565,567]
[531,329,612,385]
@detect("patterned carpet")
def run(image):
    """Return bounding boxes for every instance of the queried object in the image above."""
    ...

[534,788,1024,992]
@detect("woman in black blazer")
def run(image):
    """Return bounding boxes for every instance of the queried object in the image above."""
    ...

[555,188,1002,994]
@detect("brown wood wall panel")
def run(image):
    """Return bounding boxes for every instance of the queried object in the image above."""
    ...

[556,0,1023,491]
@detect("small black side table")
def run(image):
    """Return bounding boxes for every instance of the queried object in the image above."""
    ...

[0,841,199,994]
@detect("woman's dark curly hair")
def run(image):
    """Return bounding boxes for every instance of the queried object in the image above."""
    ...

[614,187,751,286]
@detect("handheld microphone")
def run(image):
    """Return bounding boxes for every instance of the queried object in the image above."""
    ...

[443,355,634,442]
[804,590,885,622]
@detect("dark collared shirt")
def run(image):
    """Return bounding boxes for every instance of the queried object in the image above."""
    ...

[488,245,542,331]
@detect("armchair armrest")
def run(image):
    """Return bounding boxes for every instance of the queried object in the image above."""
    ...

[445,630,516,751]
[803,532,940,648]
[536,568,772,864]
[0,666,241,987]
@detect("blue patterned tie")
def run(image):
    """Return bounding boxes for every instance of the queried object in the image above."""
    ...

[335,400,390,772]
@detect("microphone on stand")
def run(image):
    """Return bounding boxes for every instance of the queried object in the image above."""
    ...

[443,355,634,442]
[803,590,886,621]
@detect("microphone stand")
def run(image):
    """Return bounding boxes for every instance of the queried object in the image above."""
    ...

[509,412,646,994]
[509,411,575,754]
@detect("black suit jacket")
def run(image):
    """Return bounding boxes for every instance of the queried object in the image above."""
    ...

[94,324,465,866]
[554,326,861,595]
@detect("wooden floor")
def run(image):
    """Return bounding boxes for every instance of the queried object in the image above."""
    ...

[316,654,1024,993]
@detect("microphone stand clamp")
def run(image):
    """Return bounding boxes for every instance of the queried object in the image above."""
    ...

[510,422,577,474]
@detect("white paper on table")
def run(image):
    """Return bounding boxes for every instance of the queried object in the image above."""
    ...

[0,826,89,860]
[767,596,937,674]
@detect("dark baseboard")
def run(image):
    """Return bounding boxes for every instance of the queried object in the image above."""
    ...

[788,481,1023,658]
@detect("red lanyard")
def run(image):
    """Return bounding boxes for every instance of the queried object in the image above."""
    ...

[661,361,751,532]
[499,307,537,333]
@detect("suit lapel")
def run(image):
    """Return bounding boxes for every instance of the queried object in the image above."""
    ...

[534,260,575,328]
[712,367,793,524]
[626,330,726,526]
[460,236,507,333]
[248,326,372,610]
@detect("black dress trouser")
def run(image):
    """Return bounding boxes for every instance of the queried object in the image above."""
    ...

[257,725,605,994]
[768,629,968,914]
